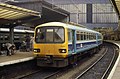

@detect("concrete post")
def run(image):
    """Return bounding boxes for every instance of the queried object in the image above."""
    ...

[9,27,14,44]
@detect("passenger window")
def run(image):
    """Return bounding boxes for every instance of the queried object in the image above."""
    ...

[91,34,94,40]
[76,31,80,41]
[81,34,83,40]
[80,32,84,40]
[94,34,96,39]
[77,34,80,41]
[88,33,90,40]
[87,33,89,40]
[84,34,86,40]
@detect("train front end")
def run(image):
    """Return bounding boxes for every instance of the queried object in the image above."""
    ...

[34,25,68,67]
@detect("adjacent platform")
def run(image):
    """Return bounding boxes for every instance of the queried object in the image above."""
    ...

[106,40,120,79]
[0,51,34,66]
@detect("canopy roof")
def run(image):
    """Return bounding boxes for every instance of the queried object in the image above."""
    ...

[0,3,40,20]
[0,2,40,27]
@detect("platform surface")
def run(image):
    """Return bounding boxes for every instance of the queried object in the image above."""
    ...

[106,40,120,79]
[0,51,34,66]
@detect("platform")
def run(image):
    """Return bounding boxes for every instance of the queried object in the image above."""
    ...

[106,40,120,79]
[0,51,34,66]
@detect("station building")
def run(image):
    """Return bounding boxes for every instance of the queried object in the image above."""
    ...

[45,0,119,40]
[1,0,118,29]
[45,0,118,29]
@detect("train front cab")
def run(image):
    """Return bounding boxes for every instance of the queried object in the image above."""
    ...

[34,26,70,67]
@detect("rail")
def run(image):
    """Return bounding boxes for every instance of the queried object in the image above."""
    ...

[75,44,118,79]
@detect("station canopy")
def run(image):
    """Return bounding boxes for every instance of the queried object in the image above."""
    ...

[111,0,120,19]
[5,0,70,27]
[115,0,120,15]
[0,3,40,27]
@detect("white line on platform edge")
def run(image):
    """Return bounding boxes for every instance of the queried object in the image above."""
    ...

[0,57,34,66]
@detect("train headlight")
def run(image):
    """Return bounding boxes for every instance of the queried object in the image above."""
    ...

[34,49,40,53]
[59,49,66,53]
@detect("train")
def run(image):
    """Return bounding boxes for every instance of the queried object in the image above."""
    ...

[33,22,103,67]
[0,28,34,50]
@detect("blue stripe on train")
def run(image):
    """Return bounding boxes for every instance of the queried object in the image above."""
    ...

[68,41,102,55]
[68,41,96,50]
[76,44,98,53]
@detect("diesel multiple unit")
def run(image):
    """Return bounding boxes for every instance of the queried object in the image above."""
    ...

[34,22,103,67]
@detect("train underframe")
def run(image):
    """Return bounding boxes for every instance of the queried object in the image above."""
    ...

[36,45,102,67]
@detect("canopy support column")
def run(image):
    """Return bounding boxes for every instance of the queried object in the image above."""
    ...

[9,27,14,44]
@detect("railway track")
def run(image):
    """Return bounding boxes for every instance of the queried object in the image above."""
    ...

[75,43,118,79]
[13,43,118,79]
[14,64,74,79]
[13,68,61,79]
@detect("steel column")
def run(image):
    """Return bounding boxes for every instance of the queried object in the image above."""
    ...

[86,4,92,23]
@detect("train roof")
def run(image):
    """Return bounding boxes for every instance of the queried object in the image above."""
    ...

[0,28,34,33]
[36,22,101,34]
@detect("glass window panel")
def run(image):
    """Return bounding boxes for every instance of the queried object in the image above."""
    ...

[54,28,64,42]
[35,28,46,43]
[92,4,118,23]
[35,27,64,43]
[46,29,54,42]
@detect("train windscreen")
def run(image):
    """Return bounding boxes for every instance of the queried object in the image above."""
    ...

[35,26,64,43]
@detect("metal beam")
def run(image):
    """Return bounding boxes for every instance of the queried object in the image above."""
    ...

[109,0,120,18]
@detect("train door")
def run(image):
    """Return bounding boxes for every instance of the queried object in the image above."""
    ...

[68,29,76,54]
[68,30,77,64]
[72,30,76,53]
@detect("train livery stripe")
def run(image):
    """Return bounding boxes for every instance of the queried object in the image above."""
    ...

[68,41,101,55]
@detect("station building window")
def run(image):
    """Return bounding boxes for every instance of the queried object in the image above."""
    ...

[92,4,118,23]
[56,4,86,23]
